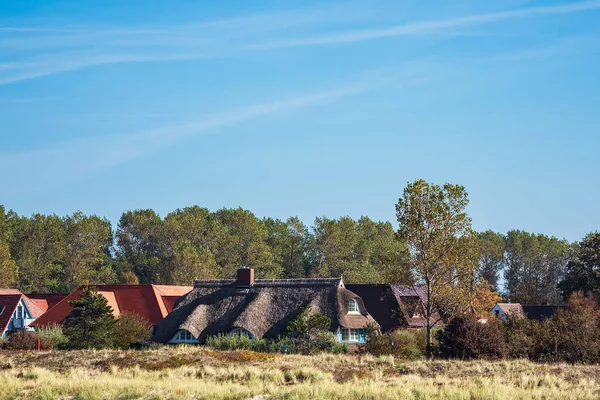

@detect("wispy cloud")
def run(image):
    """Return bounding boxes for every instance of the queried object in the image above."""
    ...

[250,0,600,49]
[0,78,384,191]
[2,1,597,86]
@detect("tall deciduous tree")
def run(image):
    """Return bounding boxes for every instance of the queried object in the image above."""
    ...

[63,212,115,289]
[395,179,478,352]
[212,208,279,278]
[312,216,406,283]
[504,230,571,304]
[0,242,17,288]
[116,209,163,284]
[558,232,600,300]
[477,230,506,290]
[9,213,66,293]
[264,217,311,278]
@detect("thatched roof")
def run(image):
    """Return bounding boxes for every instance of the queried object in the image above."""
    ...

[152,278,378,343]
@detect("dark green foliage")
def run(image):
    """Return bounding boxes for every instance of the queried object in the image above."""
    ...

[112,312,153,349]
[504,293,600,363]
[559,233,600,300]
[477,230,506,290]
[63,286,116,349]
[286,305,332,354]
[504,230,572,304]
[364,327,424,359]
[37,325,69,350]
[205,332,347,354]
[436,314,505,360]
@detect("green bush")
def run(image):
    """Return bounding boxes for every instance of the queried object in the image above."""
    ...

[206,334,269,352]
[436,314,505,360]
[365,329,423,359]
[113,312,153,349]
[37,325,69,350]
[205,332,347,354]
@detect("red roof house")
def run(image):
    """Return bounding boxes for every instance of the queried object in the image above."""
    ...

[31,285,192,328]
[0,289,45,338]
[25,293,68,312]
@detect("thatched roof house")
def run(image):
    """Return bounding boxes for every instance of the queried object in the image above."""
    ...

[346,284,443,332]
[152,267,378,344]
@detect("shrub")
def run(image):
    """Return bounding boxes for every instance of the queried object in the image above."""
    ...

[436,313,505,360]
[113,312,153,349]
[206,334,269,352]
[4,330,53,350]
[504,316,536,359]
[365,329,423,359]
[286,305,332,355]
[37,325,69,350]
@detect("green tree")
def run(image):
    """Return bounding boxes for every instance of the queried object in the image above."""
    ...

[558,233,600,300]
[63,211,115,289]
[504,230,571,304]
[9,213,66,292]
[395,179,478,352]
[0,242,18,288]
[312,216,406,283]
[264,217,311,278]
[63,286,116,349]
[168,241,220,285]
[212,208,279,278]
[477,230,505,290]
[286,305,332,355]
[116,209,163,284]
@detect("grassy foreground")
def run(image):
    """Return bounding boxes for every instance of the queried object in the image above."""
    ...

[1,348,600,399]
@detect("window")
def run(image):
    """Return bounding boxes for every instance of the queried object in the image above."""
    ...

[347,299,359,314]
[170,330,198,343]
[340,328,365,343]
[0,306,4,316]
[16,305,23,319]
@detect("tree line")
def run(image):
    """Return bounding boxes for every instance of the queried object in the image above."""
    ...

[0,180,596,311]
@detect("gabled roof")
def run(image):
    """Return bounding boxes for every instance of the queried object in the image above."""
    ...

[345,284,442,331]
[25,293,68,312]
[493,303,561,321]
[494,303,525,318]
[31,284,192,327]
[153,278,378,343]
[522,305,561,321]
[0,289,45,334]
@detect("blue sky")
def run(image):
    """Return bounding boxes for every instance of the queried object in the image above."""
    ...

[1,0,599,242]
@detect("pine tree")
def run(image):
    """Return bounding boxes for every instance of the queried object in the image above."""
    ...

[63,286,116,349]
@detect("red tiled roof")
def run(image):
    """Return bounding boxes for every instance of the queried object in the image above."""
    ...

[26,293,68,312]
[1,290,46,333]
[31,285,192,327]
[0,294,22,334]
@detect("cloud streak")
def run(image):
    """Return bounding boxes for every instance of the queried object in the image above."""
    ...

[1,1,598,86]
[0,79,380,191]
[250,0,600,49]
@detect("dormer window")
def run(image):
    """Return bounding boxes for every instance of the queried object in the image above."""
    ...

[169,330,198,343]
[348,299,360,314]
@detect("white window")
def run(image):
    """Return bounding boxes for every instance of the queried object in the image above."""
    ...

[16,305,23,319]
[170,330,198,343]
[340,328,362,342]
[347,299,359,314]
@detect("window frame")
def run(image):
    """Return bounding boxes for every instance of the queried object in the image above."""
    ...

[347,299,360,314]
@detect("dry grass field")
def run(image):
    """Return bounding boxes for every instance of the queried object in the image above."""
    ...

[1,347,600,399]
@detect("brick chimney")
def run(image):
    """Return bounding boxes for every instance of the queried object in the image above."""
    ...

[236,266,254,287]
